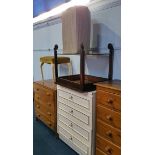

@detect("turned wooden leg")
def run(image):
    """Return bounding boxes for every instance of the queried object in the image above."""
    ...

[40,62,44,81]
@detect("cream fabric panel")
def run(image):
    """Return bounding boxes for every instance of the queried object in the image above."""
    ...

[62,6,90,53]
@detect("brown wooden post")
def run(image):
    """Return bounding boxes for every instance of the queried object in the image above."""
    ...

[108,43,114,80]
[80,44,85,90]
[54,44,58,83]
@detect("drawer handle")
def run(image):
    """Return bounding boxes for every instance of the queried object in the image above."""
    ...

[69,136,72,140]
[106,130,113,138]
[47,112,51,116]
[70,123,73,127]
[69,96,73,100]
[106,115,113,121]
[38,114,40,117]
[47,102,51,106]
[70,110,73,114]
[36,88,39,91]
[107,98,113,104]
[105,146,112,154]
[37,97,40,100]
[48,122,52,126]
[36,105,40,108]
[46,92,50,96]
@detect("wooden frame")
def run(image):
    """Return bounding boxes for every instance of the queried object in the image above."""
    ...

[54,43,114,92]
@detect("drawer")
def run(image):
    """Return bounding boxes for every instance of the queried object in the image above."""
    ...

[96,90,120,111]
[35,101,54,121]
[34,92,55,107]
[58,114,89,141]
[34,85,55,104]
[58,126,89,155]
[96,148,107,155]
[59,102,90,125]
[96,105,121,129]
[35,110,54,129]
[58,96,91,114]
[58,108,91,131]
[58,90,90,110]
[96,135,120,155]
[96,120,121,146]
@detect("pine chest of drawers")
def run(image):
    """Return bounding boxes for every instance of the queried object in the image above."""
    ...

[33,80,57,132]
[57,85,96,155]
[95,81,121,155]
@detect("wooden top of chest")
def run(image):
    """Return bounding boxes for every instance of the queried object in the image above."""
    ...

[33,79,57,90]
[96,80,121,94]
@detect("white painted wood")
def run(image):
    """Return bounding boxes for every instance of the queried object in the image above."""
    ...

[58,89,90,110]
[58,108,91,131]
[58,96,91,114]
[58,102,90,126]
[57,85,96,155]
[58,114,90,141]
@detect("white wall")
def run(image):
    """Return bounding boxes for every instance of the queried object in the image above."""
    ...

[33,3,121,81]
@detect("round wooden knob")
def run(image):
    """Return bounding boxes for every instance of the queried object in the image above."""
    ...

[37,105,40,108]
[38,114,40,117]
[106,115,113,121]
[48,122,51,126]
[107,98,113,104]
[47,112,51,116]
[47,102,51,106]
[106,130,113,138]
[36,88,39,91]
[46,92,50,96]
[105,146,112,154]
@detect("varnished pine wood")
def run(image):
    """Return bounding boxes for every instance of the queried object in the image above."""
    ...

[95,81,121,155]
[34,80,57,132]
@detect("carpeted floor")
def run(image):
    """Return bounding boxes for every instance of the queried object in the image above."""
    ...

[33,117,78,155]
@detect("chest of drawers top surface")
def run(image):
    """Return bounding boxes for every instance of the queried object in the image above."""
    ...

[96,80,121,94]
[33,79,57,90]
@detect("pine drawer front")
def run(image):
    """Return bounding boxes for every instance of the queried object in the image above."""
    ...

[58,102,90,126]
[96,120,121,146]
[58,127,89,155]
[96,135,120,155]
[34,100,54,114]
[35,102,54,121]
[58,89,90,111]
[58,114,90,141]
[35,110,54,129]
[97,105,121,129]
[96,90,120,111]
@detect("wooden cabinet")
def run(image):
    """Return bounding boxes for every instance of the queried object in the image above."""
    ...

[33,80,57,132]
[57,85,96,155]
[95,81,121,155]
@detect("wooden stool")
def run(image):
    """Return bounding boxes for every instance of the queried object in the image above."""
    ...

[40,56,72,81]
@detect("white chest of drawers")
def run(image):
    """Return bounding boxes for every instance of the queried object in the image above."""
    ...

[57,85,96,155]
